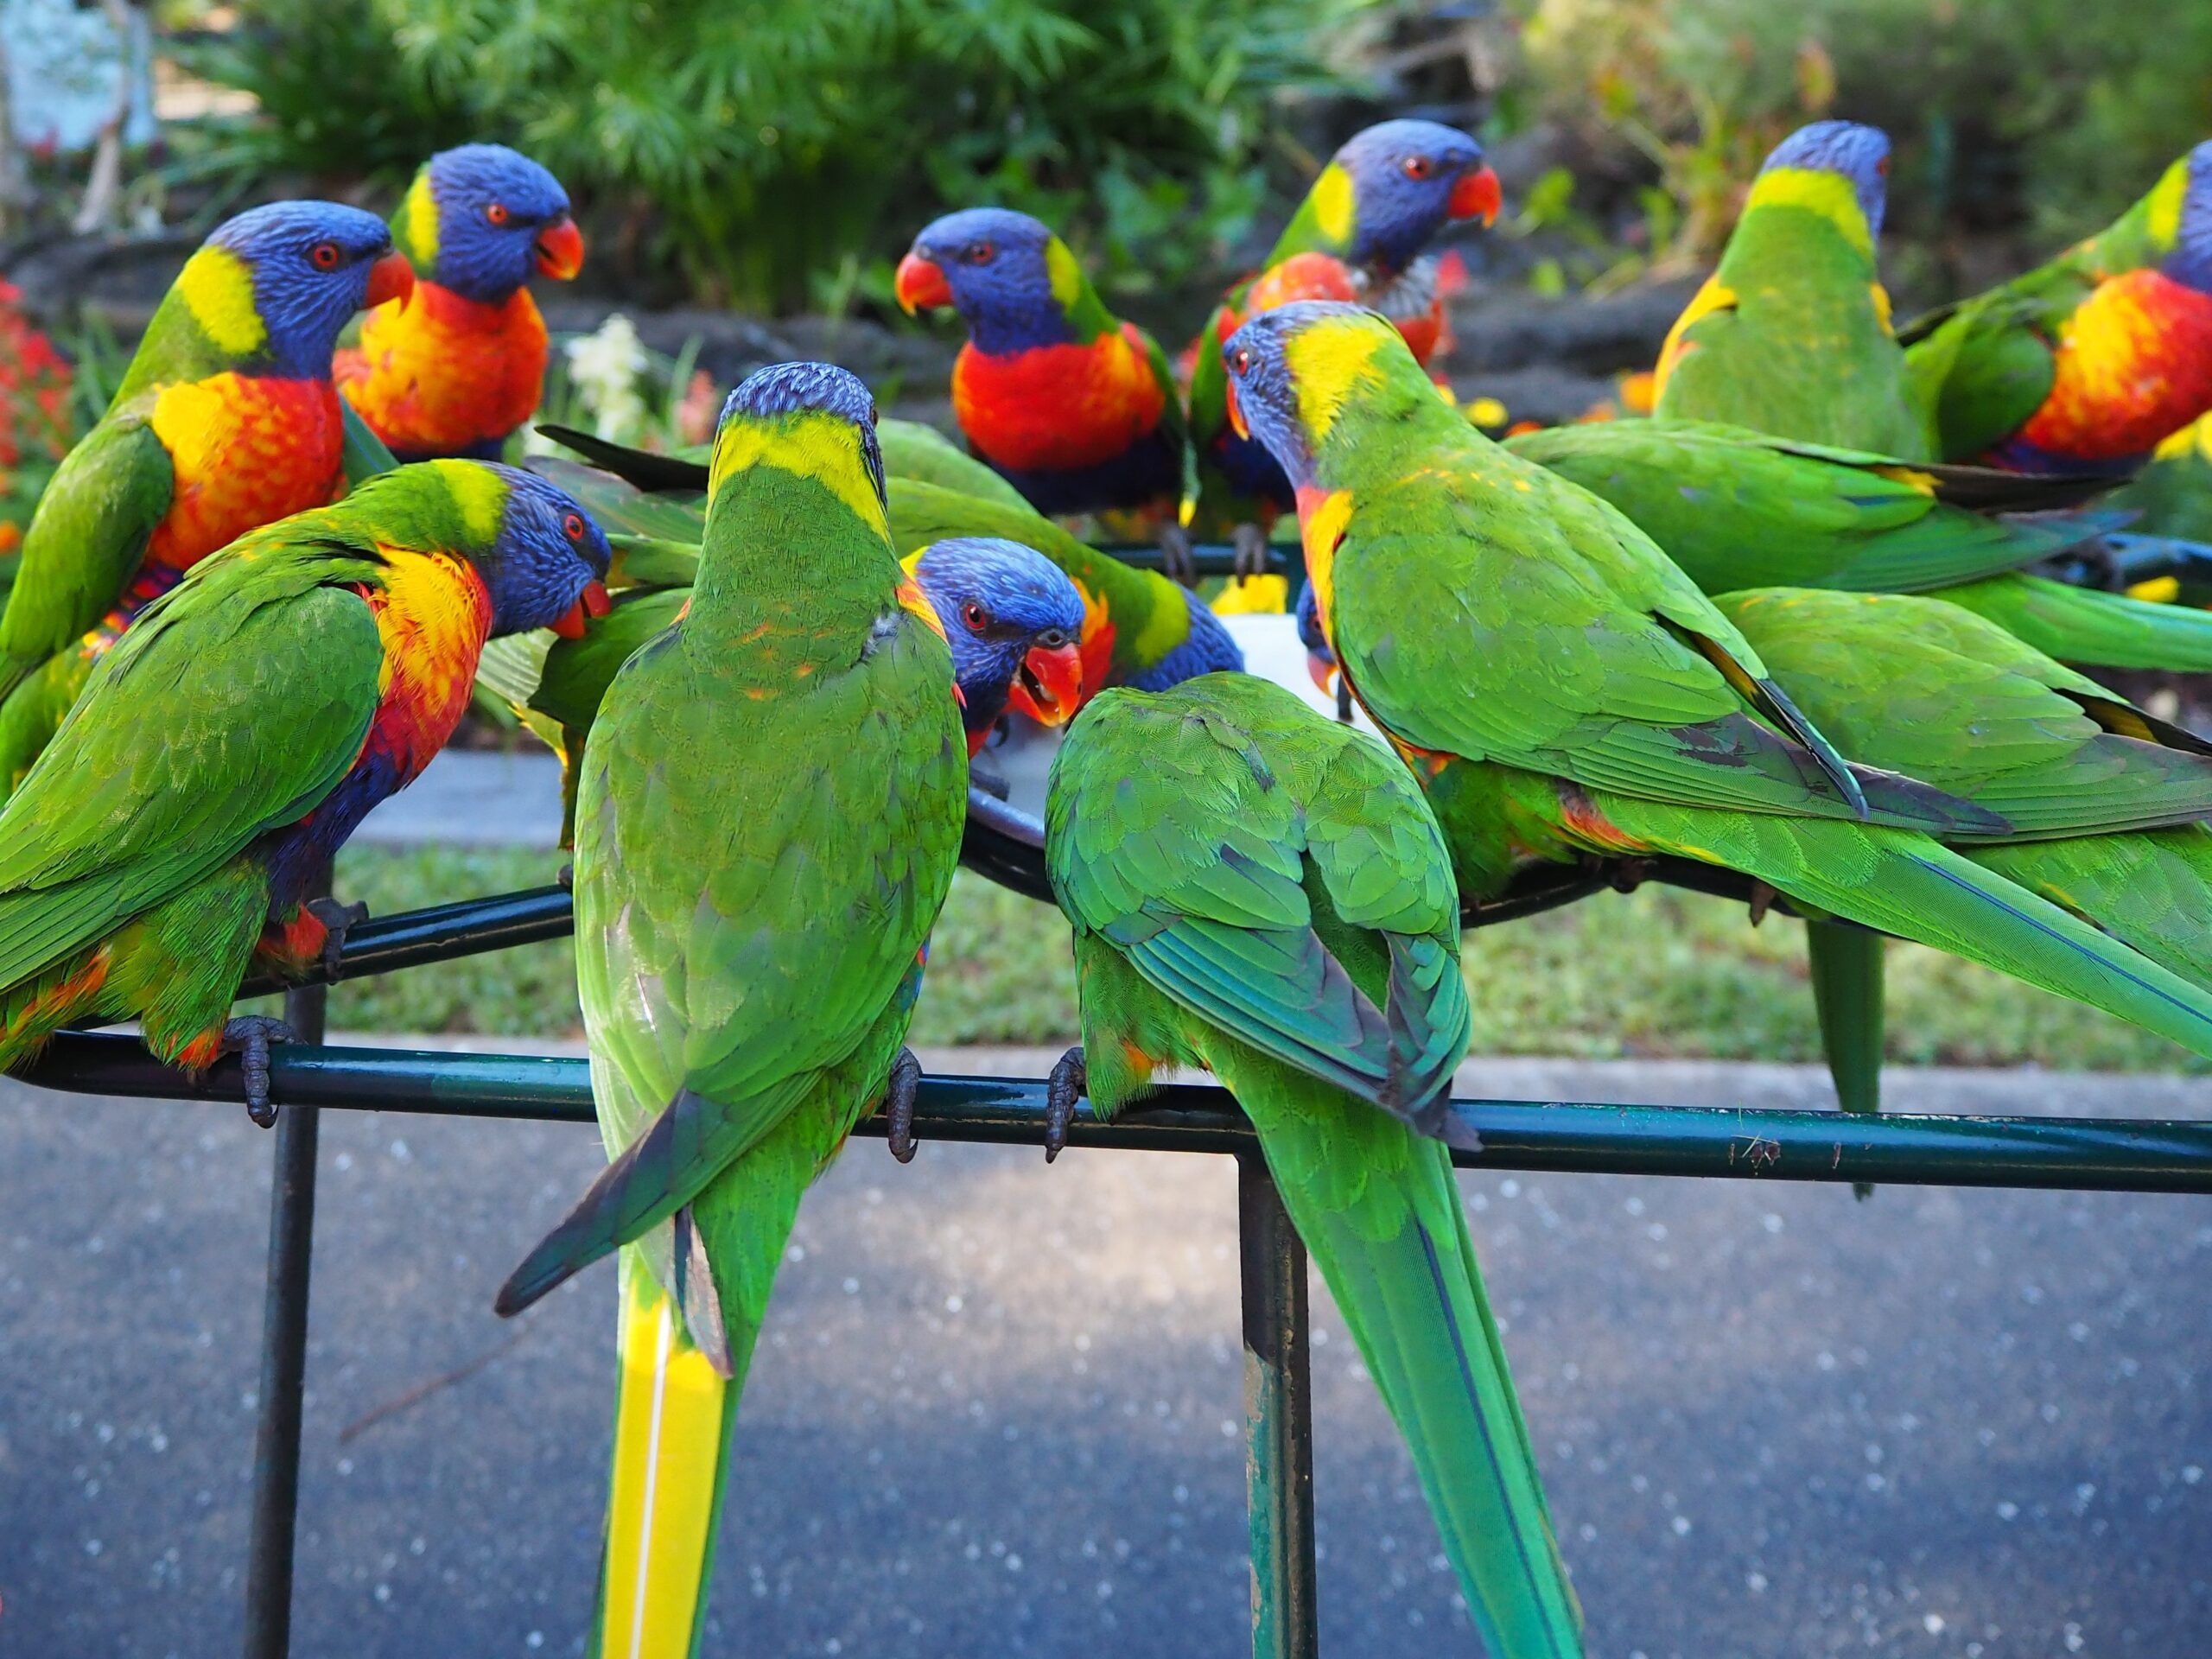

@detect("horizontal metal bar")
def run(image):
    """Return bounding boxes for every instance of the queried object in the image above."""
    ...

[243,853,1775,1001]
[19,1033,2212,1192]
[236,886,577,997]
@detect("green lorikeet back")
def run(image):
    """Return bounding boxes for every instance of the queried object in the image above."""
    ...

[495,364,966,1659]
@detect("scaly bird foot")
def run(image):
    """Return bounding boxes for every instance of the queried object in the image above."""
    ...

[1156,523,1198,588]
[969,759,1011,801]
[1230,523,1272,584]
[1045,1046,1087,1164]
[884,1047,925,1165]
[305,897,369,979]
[223,1015,296,1128]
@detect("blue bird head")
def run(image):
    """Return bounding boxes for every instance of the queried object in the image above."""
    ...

[1759,120,1891,241]
[897,208,1082,355]
[468,463,613,638]
[399,143,582,305]
[912,537,1086,740]
[1328,118,1500,276]
[716,361,887,509]
[204,200,410,377]
[2161,142,2212,293]
[1218,300,1410,490]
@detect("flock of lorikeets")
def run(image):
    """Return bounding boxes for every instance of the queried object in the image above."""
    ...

[4,107,2212,1654]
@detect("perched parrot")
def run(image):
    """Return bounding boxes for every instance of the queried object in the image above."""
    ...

[1649,124,2212,672]
[527,417,1244,703]
[1713,584,2212,1118]
[894,208,1191,559]
[1503,417,2116,594]
[1652,121,1932,460]
[0,461,609,1120]
[1186,119,1501,557]
[1043,672,1582,1658]
[336,143,585,462]
[1902,143,2212,474]
[1221,302,2212,1069]
[479,532,1084,841]
[493,364,967,1659]
[0,201,412,793]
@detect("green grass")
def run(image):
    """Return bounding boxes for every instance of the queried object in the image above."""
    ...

[309,846,2210,1075]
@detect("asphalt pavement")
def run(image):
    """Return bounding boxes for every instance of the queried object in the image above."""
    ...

[3,1052,2209,1658]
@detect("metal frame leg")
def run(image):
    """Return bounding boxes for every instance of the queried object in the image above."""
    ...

[1239,1150,1318,1659]
[242,881,331,1659]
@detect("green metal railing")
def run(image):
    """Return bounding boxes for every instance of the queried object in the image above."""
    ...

[11,829,2212,1657]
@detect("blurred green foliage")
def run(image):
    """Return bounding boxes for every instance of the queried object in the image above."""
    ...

[178,0,1368,313]
[1513,0,2212,288]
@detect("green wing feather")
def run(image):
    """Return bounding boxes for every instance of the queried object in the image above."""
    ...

[1329,446,1993,833]
[0,541,384,989]
[1506,418,2098,594]
[1933,572,2212,671]
[0,409,173,696]
[1717,587,2212,836]
[1047,675,1471,1136]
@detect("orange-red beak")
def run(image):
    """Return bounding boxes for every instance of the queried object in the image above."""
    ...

[535,215,586,281]
[1306,649,1338,695]
[365,250,415,309]
[1224,380,1249,442]
[1449,164,1503,226]
[549,580,611,640]
[894,251,953,315]
[1007,639,1084,727]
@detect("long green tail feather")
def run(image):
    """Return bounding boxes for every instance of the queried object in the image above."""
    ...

[1936,572,2212,671]
[1603,800,2212,1059]
[1804,918,1885,1200]
[1969,827,2212,994]
[1224,1052,1584,1659]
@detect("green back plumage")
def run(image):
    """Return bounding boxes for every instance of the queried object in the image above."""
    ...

[1654,170,1932,459]
[1045,674,1583,1657]
[1505,418,2096,594]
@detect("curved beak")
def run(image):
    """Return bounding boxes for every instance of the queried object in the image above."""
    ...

[1224,380,1249,442]
[1306,649,1338,695]
[365,251,416,310]
[1449,164,1503,227]
[1007,639,1084,727]
[548,580,612,641]
[535,214,586,281]
[894,251,953,315]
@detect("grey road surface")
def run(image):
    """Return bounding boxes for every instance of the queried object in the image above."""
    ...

[3,1054,2209,1657]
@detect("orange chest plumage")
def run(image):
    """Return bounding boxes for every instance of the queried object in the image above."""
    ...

[952,325,1166,472]
[337,282,550,455]
[353,550,494,784]
[144,375,343,573]
[2020,269,2212,461]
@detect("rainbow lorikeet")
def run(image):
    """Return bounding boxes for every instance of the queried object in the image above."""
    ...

[1186,119,1501,559]
[1902,143,2212,474]
[894,208,1191,557]
[493,365,966,1659]
[337,143,585,462]
[528,414,1244,703]
[1713,585,2212,1120]
[1042,672,1582,1658]
[0,201,413,795]
[0,461,609,1121]
[479,531,1084,841]
[1653,121,1932,461]
[1223,302,2212,1066]
[1651,124,2212,673]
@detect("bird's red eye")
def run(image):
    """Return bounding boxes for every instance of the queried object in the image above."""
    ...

[1402,156,1433,181]
[486,202,511,226]
[1875,156,1890,177]
[967,242,996,265]
[1230,347,1252,374]
[963,601,988,632]
[309,241,341,270]
[563,512,585,541]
